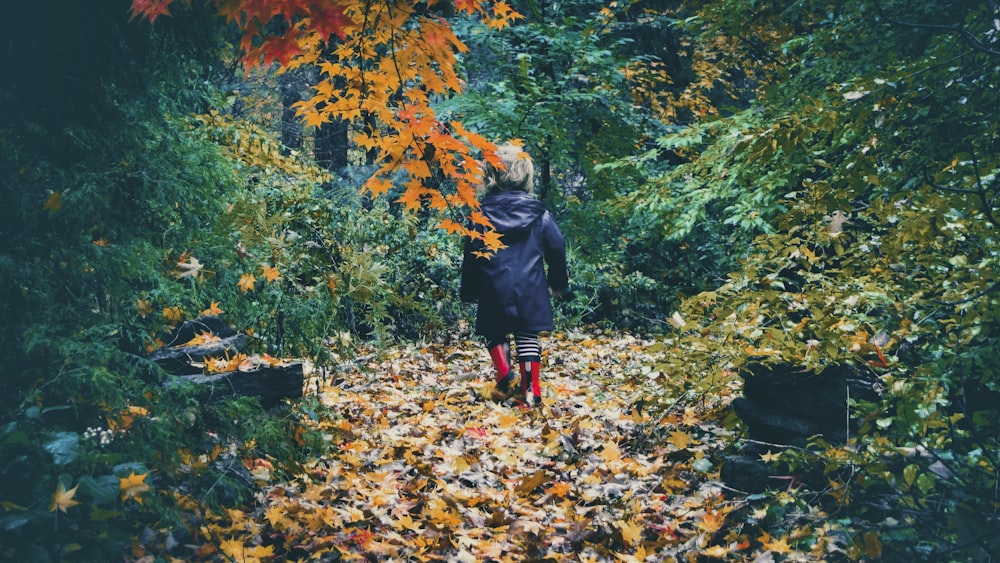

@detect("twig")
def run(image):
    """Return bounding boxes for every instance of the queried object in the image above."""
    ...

[937,281,1000,306]
[873,0,1000,57]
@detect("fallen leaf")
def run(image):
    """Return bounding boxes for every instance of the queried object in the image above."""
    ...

[238,273,256,293]
[120,471,151,504]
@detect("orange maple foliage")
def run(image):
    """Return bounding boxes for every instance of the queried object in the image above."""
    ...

[131,0,519,253]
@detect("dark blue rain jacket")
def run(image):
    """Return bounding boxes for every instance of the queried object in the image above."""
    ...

[460,191,569,336]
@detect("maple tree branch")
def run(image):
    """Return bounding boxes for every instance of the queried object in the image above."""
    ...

[937,281,1000,306]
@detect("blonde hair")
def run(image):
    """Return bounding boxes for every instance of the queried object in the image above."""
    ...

[483,143,534,194]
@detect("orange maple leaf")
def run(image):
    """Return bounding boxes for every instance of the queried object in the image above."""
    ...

[481,230,506,251]
[363,177,395,197]
[698,509,727,534]
[468,211,492,227]
[437,219,465,235]
[545,481,572,497]
[238,273,257,293]
[199,301,224,317]
[397,186,425,212]
[453,0,481,14]
[261,264,281,284]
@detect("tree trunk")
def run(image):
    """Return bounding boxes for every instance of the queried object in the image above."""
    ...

[315,118,349,171]
[279,71,304,154]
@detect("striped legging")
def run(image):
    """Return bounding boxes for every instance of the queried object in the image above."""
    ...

[485,331,541,363]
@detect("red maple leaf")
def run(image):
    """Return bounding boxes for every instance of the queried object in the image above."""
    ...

[130,0,174,23]
[309,2,353,42]
[249,32,303,69]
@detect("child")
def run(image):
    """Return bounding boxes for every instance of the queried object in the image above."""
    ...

[460,143,569,405]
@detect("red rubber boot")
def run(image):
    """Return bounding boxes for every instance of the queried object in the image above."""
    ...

[489,343,518,400]
[519,361,541,407]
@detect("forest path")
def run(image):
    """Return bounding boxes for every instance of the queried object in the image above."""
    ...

[209,329,742,561]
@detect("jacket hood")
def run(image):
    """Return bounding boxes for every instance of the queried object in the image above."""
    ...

[481,191,547,236]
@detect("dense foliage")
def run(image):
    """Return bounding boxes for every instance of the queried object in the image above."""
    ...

[646,0,1000,559]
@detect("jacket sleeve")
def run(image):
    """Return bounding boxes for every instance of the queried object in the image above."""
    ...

[541,213,569,292]
[460,237,479,303]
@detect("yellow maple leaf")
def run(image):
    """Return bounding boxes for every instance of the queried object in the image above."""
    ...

[760,450,781,463]
[761,533,793,554]
[49,481,81,513]
[598,440,622,464]
[219,537,244,560]
[617,519,643,546]
[392,512,418,532]
[667,429,693,450]
[425,502,462,528]
[681,406,699,426]
[491,1,522,25]
[301,108,329,129]
[261,264,280,284]
[206,356,232,373]
[162,306,183,322]
[119,471,151,504]
[238,273,256,293]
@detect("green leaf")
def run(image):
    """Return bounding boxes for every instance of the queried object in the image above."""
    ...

[691,458,713,473]
[44,432,80,466]
[77,474,119,506]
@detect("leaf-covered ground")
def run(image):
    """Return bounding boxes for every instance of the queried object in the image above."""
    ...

[185,329,751,561]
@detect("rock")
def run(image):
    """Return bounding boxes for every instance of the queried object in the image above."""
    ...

[163,316,236,347]
[738,362,881,445]
[722,362,882,493]
[149,333,248,375]
[166,363,304,408]
[720,455,776,494]
[150,316,303,407]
